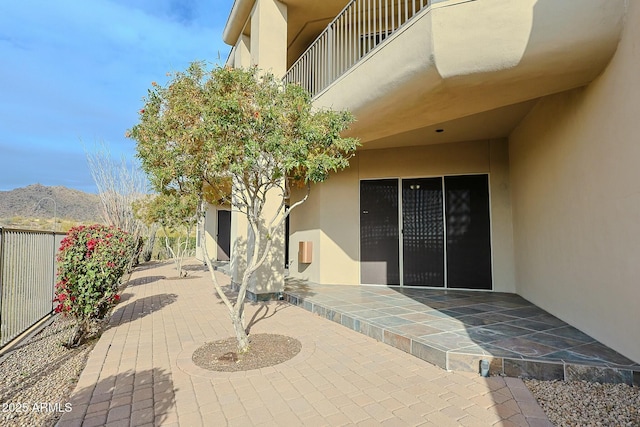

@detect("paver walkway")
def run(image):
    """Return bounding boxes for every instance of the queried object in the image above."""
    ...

[58,260,551,426]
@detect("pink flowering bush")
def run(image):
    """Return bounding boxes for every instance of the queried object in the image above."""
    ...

[55,224,136,347]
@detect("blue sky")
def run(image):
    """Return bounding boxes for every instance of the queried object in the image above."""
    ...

[0,0,233,193]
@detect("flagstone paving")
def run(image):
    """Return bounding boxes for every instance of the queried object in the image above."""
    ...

[58,260,551,426]
[284,280,640,386]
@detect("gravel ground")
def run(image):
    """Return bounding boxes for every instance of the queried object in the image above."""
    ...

[192,333,302,372]
[2,314,639,426]
[525,378,640,426]
[0,316,95,427]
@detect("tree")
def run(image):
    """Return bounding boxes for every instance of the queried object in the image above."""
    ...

[128,63,358,352]
[86,141,155,265]
[134,192,198,276]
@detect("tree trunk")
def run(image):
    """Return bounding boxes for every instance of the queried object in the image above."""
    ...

[232,313,250,353]
[67,320,89,348]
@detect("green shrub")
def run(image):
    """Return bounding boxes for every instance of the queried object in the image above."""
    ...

[54,224,136,347]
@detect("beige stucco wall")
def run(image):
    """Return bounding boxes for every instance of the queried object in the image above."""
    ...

[509,0,640,363]
[314,0,624,146]
[251,0,287,77]
[289,139,516,292]
[230,196,247,286]
[288,180,323,282]
[202,204,232,262]
[289,157,361,285]
[223,0,289,295]
[233,35,251,68]
[203,204,217,261]
[248,186,285,295]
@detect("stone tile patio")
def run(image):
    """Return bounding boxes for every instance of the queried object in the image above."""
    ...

[284,280,640,386]
[57,260,553,426]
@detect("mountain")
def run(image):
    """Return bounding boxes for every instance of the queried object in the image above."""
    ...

[0,184,102,223]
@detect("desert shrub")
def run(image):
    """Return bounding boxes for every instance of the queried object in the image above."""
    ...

[54,224,136,347]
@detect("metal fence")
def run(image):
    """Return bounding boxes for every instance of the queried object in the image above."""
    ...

[0,228,65,348]
[284,0,431,97]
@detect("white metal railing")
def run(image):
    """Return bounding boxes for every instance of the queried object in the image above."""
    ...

[284,0,431,97]
[0,228,64,349]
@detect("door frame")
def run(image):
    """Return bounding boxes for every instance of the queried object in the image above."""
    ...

[359,173,494,290]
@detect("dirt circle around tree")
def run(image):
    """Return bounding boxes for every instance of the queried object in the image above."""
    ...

[192,333,302,372]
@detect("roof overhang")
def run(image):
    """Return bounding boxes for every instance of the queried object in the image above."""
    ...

[222,0,256,45]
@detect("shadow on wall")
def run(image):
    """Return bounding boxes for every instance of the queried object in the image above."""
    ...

[229,235,246,284]
[249,215,286,294]
[209,265,292,333]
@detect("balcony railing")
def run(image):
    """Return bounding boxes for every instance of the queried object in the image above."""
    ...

[0,228,64,349]
[284,0,431,97]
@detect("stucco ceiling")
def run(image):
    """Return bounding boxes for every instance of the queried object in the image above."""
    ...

[358,99,538,150]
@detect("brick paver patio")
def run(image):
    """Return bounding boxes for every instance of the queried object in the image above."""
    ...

[57,260,551,426]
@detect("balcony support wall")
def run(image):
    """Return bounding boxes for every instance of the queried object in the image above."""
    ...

[251,0,288,77]
[229,0,289,298]
[233,35,252,68]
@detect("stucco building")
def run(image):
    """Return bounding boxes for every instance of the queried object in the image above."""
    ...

[203,0,640,365]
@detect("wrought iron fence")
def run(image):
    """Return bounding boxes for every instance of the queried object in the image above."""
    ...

[284,0,431,96]
[0,228,65,349]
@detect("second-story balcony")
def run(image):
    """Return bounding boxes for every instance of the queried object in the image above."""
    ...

[284,0,432,97]
[284,0,627,146]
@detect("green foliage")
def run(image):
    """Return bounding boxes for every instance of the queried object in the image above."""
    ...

[128,63,359,210]
[54,224,136,347]
[127,62,358,352]
[134,193,198,231]
[133,193,197,275]
[157,235,196,257]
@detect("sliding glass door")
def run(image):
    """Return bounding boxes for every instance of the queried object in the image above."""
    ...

[402,178,445,287]
[360,175,492,290]
[360,179,400,285]
[444,175,492,289]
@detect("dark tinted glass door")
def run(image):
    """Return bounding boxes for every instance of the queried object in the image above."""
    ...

[360,179,399,285]
[216,210,231,261]
[444,175,492,289]
[402,178,444,286]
